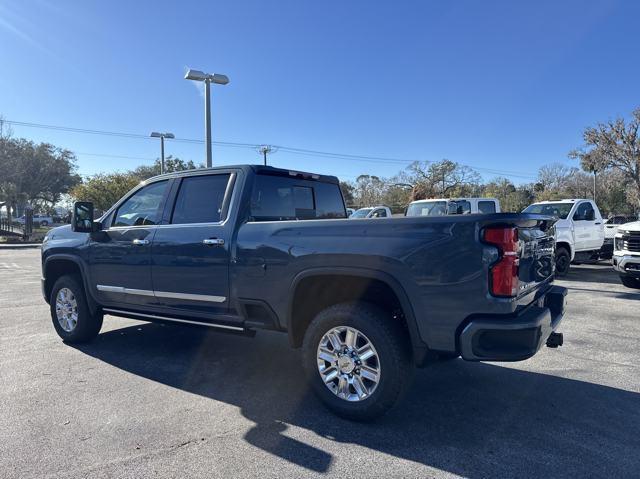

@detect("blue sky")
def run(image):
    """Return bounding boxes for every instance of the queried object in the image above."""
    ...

[0,0,638,183]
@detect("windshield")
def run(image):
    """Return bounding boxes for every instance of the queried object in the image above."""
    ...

[523,202,573,219]
[351,208,373,218]
[406,201,448,217]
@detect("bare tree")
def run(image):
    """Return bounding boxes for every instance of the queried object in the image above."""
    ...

[406,159,481,200]
[570,107,640,208]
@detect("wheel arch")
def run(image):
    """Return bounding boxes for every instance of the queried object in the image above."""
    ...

[556,241,573,261]
[288,267,431,365]
[43,255,99,313]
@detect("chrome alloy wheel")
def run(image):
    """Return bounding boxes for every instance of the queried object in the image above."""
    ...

[55,287,78,332]
[317,326,381,402]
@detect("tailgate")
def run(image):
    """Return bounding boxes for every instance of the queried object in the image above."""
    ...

[479,214,557,297]
[516,220,556,295]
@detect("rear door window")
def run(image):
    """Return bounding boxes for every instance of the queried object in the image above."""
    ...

[250,175,346,221]
[171,174,231,224]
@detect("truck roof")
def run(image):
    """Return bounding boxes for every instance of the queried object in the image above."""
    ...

[533,199,592,204]
[410,197,499,203]
[146,164,340,185]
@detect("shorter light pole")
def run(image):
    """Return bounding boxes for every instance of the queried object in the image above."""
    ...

[150,132,175,174]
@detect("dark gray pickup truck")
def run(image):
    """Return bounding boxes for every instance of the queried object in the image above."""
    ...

[42,165,566,420]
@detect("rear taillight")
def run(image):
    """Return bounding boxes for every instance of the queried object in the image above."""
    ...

[484,227,519,297]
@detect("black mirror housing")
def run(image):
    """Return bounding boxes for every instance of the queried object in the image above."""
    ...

[71,201,95,233]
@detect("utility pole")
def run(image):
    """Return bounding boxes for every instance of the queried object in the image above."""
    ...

[257,145,277,166]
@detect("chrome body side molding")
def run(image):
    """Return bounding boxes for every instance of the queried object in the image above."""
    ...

[97,285,226,303]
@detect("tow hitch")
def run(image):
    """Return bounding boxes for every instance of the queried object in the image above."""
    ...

[546,332,563,348]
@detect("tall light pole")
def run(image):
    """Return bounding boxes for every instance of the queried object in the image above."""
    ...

[150,132,174,174]
[184,68,229,167]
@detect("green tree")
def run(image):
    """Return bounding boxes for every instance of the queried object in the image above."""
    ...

[0,126,80,217]
[483,178,534,212]
[70,173,141,211]
[132,156,202,180]
[339,181,356,206]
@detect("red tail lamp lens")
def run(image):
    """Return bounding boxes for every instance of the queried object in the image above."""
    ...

[484,227,519,297]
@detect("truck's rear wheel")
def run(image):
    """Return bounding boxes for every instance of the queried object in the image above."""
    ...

[50,275,103,343]
[620,275,640,289]
[555,247,571,277]
[302,302,412,421]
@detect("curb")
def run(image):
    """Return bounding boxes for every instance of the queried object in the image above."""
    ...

[0,243,42,250]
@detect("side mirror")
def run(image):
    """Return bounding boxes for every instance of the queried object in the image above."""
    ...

[71,201,95,233]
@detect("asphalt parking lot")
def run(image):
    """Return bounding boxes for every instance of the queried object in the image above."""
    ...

[1,248,639,478]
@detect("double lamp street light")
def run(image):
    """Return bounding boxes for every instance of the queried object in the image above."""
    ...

[149,131,174,174]
[184,69,229,168]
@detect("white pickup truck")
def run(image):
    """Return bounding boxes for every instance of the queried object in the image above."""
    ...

[613,220,640,289]
[523,199,605,276]
[405,198,501,216]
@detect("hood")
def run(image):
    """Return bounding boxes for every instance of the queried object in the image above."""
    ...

[619,221,640,233]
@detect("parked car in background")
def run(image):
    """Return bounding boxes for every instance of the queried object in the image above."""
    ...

[613,220,640,289]
[349,206,392,218]
[601,215,638,259]
[405,198,501,217]
[346,208,355,217]
[523,199,605,276]
[16,214,54,227]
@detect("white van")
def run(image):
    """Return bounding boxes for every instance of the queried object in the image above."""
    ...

[405,198,501,217]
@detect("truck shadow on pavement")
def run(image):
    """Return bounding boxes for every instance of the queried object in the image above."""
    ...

[562,263,621,285]
[75,323,640,478]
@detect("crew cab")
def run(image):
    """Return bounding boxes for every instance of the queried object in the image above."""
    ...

[406,197,501,217]
[523,199,605,276]
[613,220,640,289]
[42,165,566,420]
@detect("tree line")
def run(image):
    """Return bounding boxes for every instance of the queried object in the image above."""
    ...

[1,107,639,218]
[341,108,640,215]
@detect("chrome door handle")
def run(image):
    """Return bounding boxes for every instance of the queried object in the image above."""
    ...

[203,238,225,246]
[132,239,149,245]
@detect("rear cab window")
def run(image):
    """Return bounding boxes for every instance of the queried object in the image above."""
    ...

[250,173,346,221]
[478,200,496,214]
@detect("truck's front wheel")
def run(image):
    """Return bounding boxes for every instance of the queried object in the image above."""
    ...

[302,302,412,421]
[50,275,103,343]
[555,247,571,277]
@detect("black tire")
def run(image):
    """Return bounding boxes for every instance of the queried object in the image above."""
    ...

[40,220,48,227]
[555,247,571,277]
[620,275,640,290]
[302,302,413,421]
[50,275,103,343]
